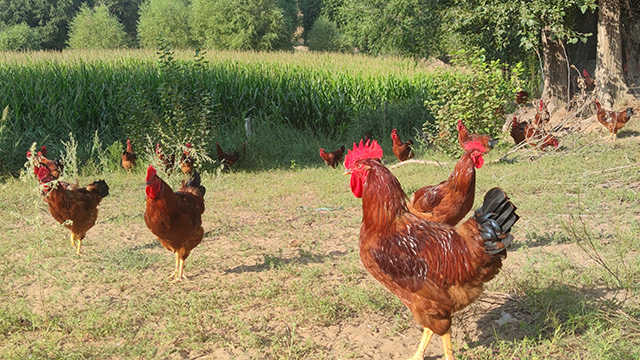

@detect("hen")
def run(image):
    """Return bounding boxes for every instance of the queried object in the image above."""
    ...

[144,165,206,282]
[583,70,595,91]
[35,165,109,255]
[524,124,558,151]
[319,146,345,168]
[533,99,550,129]
[155,143,176,173]
[344,139,518,360]
[27,146,77,191]
[216,142,244,170]
[180,143,195,174]
[595,100,634,141]
[391,128,415,162]
[515,90,529,105]
[457,120,497,152]
[408,140,485,226]
[121,139,137,170]
[510,117,527,145]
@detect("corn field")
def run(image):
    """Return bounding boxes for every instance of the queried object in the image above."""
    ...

[0,49,515,174]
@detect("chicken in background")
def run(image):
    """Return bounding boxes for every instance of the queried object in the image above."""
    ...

[583,70,595,92]
[344,139,518,360]
[121,139,137,170]
[533,99,550,129]
[510,117,527,145]
[180,143,195,174]
[391,128,415,162]
[457,120,498,152]
[155,143,176,173]
[319,145,345,168]
[408,140,485,226]
[27,146,77,191]
[515,90,529,105]
[524,124,559,151]
[144,165,206,283]
[595,99,634,141]
[35,165,109,255]
[216,142,245,170]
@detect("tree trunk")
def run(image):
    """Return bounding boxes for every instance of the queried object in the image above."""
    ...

[541,27,569,113]
[595,0,629,107]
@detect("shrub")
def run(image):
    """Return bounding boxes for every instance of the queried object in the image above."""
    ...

[0,23,41,51]
[423,49,523,155]
[137,0,194,49]
[191,0,295,51]
[67,4,130,49]
[307,18,343,52]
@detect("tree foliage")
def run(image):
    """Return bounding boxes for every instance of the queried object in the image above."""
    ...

[137,0,194,49]
[67,4,129,49]
[300,0,323,42]
[335,0,443,58]
[0,0,81,50]
[191,0,296,51]
[308,17,343,51]
[95,0,145,43]
[0,23,41,51]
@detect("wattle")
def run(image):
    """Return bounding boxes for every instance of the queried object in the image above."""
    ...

[350,174,363,198]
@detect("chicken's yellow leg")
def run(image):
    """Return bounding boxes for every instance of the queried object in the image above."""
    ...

[405,327,434,360]
[76,238,83,256]
[171,258,189,283]
[70,233,76,248]
[442,329,454,360]
[167,252,179,280]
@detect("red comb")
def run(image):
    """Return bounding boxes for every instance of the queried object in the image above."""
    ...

[185,143,192,148]
[344,139,383,169]
[146,165,157,183]
[539,99,544,109]
[582,69,588,77]
[463,139,485,154]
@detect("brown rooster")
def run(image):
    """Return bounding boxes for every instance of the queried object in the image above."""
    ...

[510,117,527,145]
[121,139,137,170]
[319,145,345,168]
[36,165,109,255]
[27,146,77,191]
[595,100,634,141]
[408,140,485,226]
[344,139,518,359]
[216,142,244,170]
[391,128,415,162]
[533,99,550,128]
[583,69,595,91]
[144,165,206,282]
[457,120,498,152]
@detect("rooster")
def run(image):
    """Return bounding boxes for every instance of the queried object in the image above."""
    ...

[180,143,195,174]
[35,165,109,255]
[343,139,518,359]
[121,139,137,170]
[457,120,498,152]
[510,117,527,145]
[144,165,206,282]
[408,140,485,226]
[27,146,77,191]
[155,143,176,173]
[524,124,558,151]
[391,128,415,162]
[319,146,345,169]
[216,142,244,170]
[595,100,634,141]
[533,99,550,129]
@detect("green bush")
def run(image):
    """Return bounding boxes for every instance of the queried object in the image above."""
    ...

[137,0,194,49]
[191,0,295,51]
[423,49,523,155]
[0,23,41,51]
[67,4,130,49]
[307,18,343,52]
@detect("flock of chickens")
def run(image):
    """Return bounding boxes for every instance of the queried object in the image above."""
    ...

[24,84,634,358]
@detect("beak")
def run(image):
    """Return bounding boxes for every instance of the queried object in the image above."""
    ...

[343,169,352,176]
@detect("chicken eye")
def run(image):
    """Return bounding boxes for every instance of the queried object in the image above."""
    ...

[357,164,362,168]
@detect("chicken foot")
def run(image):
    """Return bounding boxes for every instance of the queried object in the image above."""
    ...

[70,233,83,256]
[168,253,188,283]
[405,327,434,360]
[442,329,454,360]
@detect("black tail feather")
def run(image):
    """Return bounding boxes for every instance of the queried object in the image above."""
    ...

[473,187,519,255]
[184,170,206,197]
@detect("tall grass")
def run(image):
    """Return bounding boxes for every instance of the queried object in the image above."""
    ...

[0,49,504,175]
